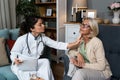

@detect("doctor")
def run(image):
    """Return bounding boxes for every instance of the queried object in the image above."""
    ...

[10,16,81,80]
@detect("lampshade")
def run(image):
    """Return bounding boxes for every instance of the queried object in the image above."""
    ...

[72,0,87,8]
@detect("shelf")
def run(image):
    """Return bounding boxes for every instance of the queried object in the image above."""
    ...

[41,16,56,19]
[99,24,120,26]
[35,0,67,62]
[45,27,56,30]
[35,2,56,5]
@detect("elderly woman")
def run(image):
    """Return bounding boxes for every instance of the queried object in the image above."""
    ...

[67,18,112,80]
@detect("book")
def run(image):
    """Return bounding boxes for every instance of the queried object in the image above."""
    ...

[39,7,46,17]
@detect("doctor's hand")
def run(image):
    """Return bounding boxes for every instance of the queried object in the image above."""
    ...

[67,34,83,49]
[71,34,83,49]
[67,38,82,49]
[14,58,23,65]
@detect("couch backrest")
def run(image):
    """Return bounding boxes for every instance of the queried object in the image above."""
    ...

[98,24,120,78]
[0,28,19,40]
[9,28,19,40]
[0,29,9,39]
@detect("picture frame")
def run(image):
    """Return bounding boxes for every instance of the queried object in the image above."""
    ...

[46,8,52,16]
[86,9,97,18]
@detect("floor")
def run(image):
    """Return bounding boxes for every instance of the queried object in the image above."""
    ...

[51,61,64,80]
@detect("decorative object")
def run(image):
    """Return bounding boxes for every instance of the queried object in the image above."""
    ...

[112,10,120,24]
[46,8,52,16]
[71,0,87,21]
[41,0,48,3]
[94,18,103,24]
[86,9,97,18]
[35,0,40,4]
[108,2,120,24]
[108,2,120,11]
[72,0,87,9]
[104,19,110,24]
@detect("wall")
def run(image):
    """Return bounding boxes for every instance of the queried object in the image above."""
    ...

[67,0,120,22]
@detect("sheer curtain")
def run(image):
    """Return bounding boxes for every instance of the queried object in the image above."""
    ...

[0,0,18,29]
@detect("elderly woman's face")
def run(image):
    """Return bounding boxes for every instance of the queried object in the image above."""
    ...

[31,19,45,34]
[80,19,91,35]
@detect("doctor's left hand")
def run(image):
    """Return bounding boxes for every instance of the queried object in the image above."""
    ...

[14,58,23,65]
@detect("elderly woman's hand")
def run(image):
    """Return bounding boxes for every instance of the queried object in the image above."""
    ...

[77,53,85,67]
[36,77,44,80]
[70,53,85,67]
[70,58,78,66]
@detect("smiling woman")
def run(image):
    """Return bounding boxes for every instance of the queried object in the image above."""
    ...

[66,18,112,80]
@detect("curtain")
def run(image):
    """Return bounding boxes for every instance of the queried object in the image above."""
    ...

[0,0,18,29]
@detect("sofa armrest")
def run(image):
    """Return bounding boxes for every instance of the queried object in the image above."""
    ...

[0,65,18,80]
[0,73,6,80]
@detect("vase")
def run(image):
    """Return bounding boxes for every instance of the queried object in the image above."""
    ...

[112,10,120,24]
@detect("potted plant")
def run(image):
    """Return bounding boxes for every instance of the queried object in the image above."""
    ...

[16,0,39,21]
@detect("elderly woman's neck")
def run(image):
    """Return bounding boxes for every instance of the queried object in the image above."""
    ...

[83,35,90,43]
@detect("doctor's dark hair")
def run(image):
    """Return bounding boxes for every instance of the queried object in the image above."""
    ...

[19,16,43,36]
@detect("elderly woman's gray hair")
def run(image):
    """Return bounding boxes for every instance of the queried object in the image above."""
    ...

[84,18,99,37]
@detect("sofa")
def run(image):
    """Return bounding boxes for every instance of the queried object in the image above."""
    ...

[63,24,120,80]
[0,28,51,80]
[0,28,19,80]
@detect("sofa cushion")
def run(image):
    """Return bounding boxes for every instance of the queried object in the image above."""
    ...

[0,29,9,39]
[0,65,18,80]
[0,38,9,66]
[9,28,19,40]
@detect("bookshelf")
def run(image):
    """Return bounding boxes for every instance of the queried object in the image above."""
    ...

[35,0,67,62]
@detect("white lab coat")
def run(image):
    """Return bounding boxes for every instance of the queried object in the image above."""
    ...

[10,33,68,80]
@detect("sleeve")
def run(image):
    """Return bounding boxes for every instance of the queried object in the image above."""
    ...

[43,36,68,50]
[10,37,24,63]
[83,40,106,71]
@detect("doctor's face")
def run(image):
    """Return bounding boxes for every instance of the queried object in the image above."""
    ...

[31,19,45,34]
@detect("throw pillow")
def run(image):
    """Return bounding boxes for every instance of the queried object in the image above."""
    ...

[0,29,9,39]
[7,39,16,50]
[9,28,19,40]
[0,38,9,66]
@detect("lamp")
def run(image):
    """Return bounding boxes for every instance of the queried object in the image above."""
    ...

[72,0,87,9]
[71,0,87,22]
